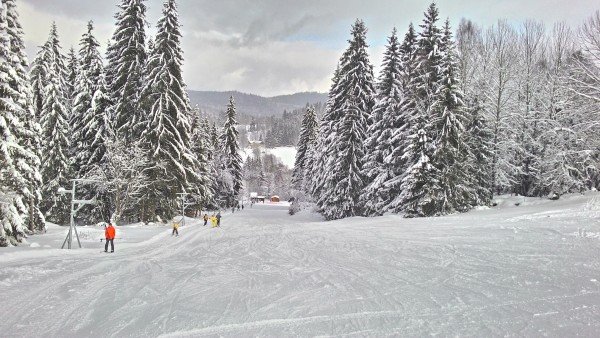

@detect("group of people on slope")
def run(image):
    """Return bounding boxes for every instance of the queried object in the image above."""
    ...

[202,212,221,228]
[104,209,236,251]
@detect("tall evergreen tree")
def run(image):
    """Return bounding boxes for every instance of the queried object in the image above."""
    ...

[317,20,376,220]
[292,106,317,190]
[106,0,147,143]
[81,74,112,176]
[386,23,419,213]
[4,0,45,233]
[220,96,244,206]
[1,1,28,245]
[361,28,405,216]
[308,64,342,201]
[139,0,205,220]
[190,110,213,210]
[430,19,472,213]
[65,47,78,106]
[72,21,104,176]
[399,3,446,217]
[38,24,72,224]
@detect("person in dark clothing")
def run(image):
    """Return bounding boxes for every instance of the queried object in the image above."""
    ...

[104,223,116,252]
[172,222,179,236]
[203,213,208,226]
[216,212,221,226]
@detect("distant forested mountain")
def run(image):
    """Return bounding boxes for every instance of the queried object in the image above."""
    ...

[187,90,327,117]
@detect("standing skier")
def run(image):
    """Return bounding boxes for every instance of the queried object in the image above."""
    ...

[104,223,116,253]
[203,213,208,226]
[172,222,179,236]
[216,212,222,226]
[210,214,218,228]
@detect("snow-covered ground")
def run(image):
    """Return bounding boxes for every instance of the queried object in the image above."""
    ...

[241,146,297,168]
[1,194,600,336]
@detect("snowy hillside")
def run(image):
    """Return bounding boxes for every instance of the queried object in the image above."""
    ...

[241,146,297,169]
[1,193,599,336]
[188,90,327,117]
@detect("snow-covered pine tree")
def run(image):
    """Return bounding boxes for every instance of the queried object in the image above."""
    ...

[37,23,72,225]
[317,20,376,220]
[138,0,206,221]
[308,65,338,206]
[81,74,112,177]
[65,47,78,108]
[30,49,48,119]
[220,96,244,206]
[189,109,213,211]
[106,0,147,143]
[398,104,440,217]
[31,24,66,119]
[0,1,29,245]
[361,28,405,216]
[430,19,473,213]
[205,121,223,208]
[385,23,419,213]
[4,0,45,233]
[72,21,104,177]
[292,106,317,190]
[398,3,446,217]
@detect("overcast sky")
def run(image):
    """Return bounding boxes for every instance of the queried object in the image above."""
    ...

[18,0,600,96]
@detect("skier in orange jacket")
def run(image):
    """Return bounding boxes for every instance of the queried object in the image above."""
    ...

[105,223,116,253]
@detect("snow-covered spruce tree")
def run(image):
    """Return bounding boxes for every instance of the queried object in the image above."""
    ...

[5,0,45,233]
[138,0,206,221]
[106,0,147,143]
[76,75,114,223]
[0,2,28,245]
[82,74,112,176]
[398,103,441,217]
[307,64,342,202]
[65,47,78,108]
[317,20,376,220]
[385,23,419,213]
[37,23,72,225]
[205,121,225,209]
[398,3,445,217]
[430,19,473,213]
[292,106,317,190]
[190,110,213,212]
[72,21,104,177]
[361,28,405,216]
[220,96,244,207]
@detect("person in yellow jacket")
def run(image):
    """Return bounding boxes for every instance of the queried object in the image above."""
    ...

[210,214,218,228]
[172,222,179,236]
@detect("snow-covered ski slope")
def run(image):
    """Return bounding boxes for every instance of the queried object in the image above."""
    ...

[1,194,600,337]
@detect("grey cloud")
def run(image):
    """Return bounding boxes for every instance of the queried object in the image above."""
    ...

[20,0,600,96]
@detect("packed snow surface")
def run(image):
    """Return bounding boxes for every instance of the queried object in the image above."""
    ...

[1,195,600,337]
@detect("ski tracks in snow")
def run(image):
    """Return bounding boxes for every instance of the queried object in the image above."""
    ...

[1,198,600,336]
